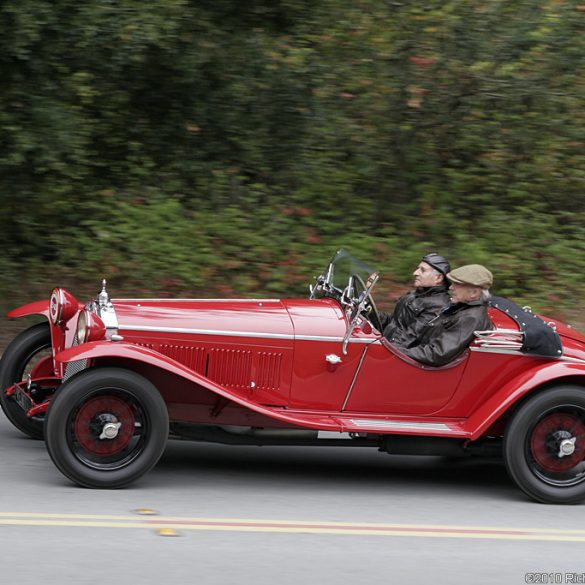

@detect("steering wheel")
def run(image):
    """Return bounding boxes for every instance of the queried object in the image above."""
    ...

[352,273,383,333]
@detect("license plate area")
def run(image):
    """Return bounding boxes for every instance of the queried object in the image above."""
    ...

[13,386,33,413]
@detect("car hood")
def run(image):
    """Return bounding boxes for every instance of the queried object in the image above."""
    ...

[113,299,295,338]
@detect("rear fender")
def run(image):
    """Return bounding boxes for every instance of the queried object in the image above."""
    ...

[465,360,585,440]
[54,342,333,430]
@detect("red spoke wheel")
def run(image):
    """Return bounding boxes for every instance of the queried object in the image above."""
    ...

[73,395,137,459]
[529,413,585,473]
[45,368,168,488]
[504,386,585,504]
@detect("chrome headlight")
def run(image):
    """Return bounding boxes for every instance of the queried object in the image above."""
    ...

[76,310,88,343]
[76,310,106,344]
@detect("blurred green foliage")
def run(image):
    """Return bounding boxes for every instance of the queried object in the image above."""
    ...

[0,0,584,317]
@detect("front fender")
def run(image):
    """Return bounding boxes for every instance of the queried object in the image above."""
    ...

[7,300,50,319]
[54,341,336,431]
[465,360,585,440]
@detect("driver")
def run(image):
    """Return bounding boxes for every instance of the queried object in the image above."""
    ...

[379,253,451,346]
[396,264,493,367]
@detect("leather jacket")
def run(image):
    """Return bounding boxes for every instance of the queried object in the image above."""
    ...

[379,286,450,346]
[397,299,492,367]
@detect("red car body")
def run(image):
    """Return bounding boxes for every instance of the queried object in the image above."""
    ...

[2,252,585,503]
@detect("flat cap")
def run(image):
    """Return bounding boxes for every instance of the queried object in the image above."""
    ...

[447,264,493,289]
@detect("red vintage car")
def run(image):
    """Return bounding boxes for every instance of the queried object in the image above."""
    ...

[1,251,585,504]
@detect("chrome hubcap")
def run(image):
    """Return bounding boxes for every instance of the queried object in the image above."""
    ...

[558,437,577,458]
[99,421,122,440]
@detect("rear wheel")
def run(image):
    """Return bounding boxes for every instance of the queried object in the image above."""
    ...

[0,322,52,439]
[45,367,169,488]
[504,386,585,504]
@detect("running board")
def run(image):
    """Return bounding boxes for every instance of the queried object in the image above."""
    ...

[280,409,470,438]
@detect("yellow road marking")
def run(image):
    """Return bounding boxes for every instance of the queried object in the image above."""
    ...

[157,527,181,537]
[134,508,159,515]
[0,512,584,542]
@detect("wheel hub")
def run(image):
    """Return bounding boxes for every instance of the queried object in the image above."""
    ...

[559,438,577,458]
[74,396,136,456]
[100,421,122,440]
[530,413,585,473]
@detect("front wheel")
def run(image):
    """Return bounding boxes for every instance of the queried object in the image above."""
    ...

[0,322,52,439]
[45,367,169,488]
[504,386,585,504]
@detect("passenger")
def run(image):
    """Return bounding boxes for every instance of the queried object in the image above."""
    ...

[396,264,493,367]
[379,253,451,346]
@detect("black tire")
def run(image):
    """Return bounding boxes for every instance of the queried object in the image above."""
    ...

[45,367,169,488]
[504,386,585,504]
[0,322,52,439]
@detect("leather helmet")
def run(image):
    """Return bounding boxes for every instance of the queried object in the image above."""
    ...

[422,253,451,277]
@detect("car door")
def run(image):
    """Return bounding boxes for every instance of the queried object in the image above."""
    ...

[341,338,469,415]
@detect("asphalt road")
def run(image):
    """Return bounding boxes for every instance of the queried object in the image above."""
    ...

[1,413,585,585]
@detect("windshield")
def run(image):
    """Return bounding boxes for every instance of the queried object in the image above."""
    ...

[310,249,377,302]
[310,249,382,349]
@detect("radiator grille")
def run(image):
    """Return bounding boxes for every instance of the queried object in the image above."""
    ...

[62,333,87,382]
[62,359,88,382]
